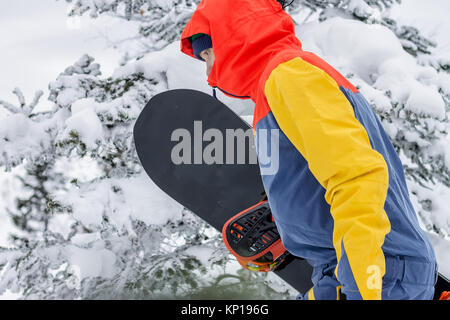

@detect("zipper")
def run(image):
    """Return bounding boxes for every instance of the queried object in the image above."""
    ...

[212,86,251,99]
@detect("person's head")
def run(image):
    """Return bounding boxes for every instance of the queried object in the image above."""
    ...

[194,1,293,77]
[199,48,215,77]
[181,0,301,99]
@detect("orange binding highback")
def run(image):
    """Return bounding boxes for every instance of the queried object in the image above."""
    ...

[222,200,289,272]
[440,291,450,300]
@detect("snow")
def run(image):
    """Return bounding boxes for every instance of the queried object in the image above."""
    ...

[390,0,450,60]
[184,246,215,266]
[67,245,118,280]
[64,102,105,149]
[0,290,22,300]
[54,172,184,231]
[48,213,78,240]
[405,83,446,120]
[408,179,450,238]
[347,0,374,17]
[70,232,100,246]
[113,172,184,227]
[0,113,54,169]
[54,87,86,108]
[428,233,450,279]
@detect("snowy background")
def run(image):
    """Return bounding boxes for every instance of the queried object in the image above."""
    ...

[0,0,449,299]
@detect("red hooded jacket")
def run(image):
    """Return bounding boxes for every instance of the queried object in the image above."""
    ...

[180,0,356,128]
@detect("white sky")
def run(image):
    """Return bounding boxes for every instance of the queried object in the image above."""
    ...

[0,0,124,116]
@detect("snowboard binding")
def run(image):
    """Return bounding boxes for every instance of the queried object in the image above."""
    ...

[222,200,290,272]
[440,291,450,300]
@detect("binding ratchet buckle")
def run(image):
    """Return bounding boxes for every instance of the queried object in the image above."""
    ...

[222,200,289,272]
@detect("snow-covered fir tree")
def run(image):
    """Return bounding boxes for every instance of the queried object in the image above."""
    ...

[0,53,292,299]
[0,0,449,299]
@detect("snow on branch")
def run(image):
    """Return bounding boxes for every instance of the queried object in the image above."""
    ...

[0,88,43,117]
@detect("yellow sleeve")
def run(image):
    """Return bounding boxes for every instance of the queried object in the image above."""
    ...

[264,57,391,300]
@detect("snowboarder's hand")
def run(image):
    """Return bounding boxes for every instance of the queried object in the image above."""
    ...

[199,48,215,77]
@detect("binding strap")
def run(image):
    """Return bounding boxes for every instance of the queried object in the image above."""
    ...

[222,200,289,272]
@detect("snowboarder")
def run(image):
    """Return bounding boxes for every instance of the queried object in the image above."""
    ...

[180,0,437,300]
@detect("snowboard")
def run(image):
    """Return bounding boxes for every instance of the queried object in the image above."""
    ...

[133,88,450,300]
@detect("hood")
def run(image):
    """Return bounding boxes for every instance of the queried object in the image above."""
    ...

[180,0,302,100]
